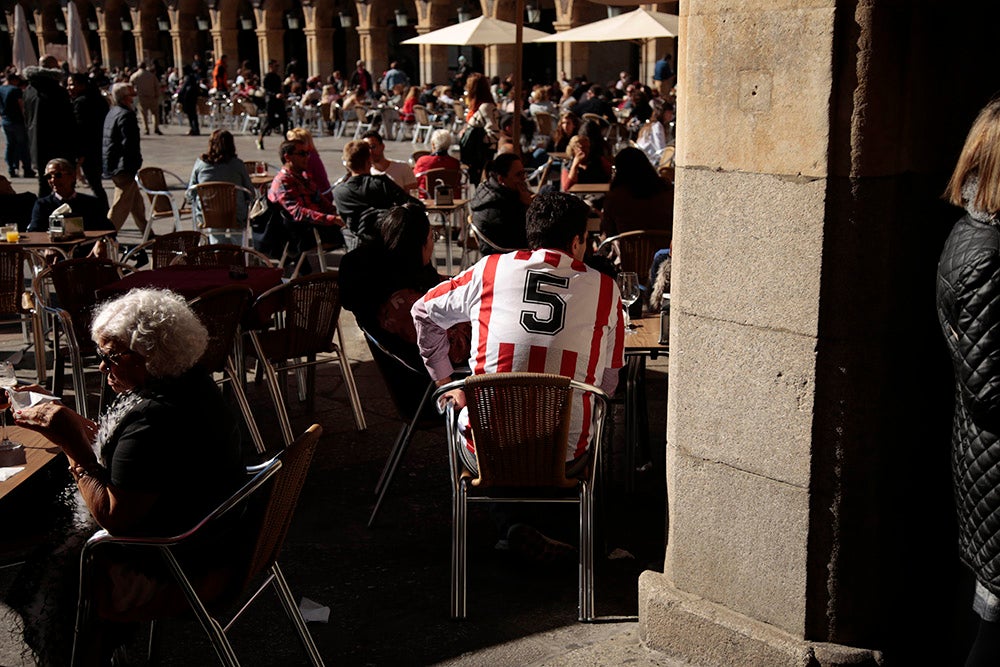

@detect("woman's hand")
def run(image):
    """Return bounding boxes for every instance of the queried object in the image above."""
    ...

[14,401,98,465]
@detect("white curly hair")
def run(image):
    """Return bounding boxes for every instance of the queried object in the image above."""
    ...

[90,289,208,379]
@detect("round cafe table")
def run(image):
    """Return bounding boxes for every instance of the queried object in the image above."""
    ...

[96,264,284,302]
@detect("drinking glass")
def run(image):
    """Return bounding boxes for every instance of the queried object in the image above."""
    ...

[0,361,19,447]
[255,161,267,176]
[617,271,640,332]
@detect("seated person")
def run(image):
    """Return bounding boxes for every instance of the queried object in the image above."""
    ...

[561,135,612,192]
[286,127,332,202]
[186,130,254,229]
[364,130,417,193]
[338,203,470,364]
[469,153,531,254]
[412,192,624,556]
[413,129,461,193]
[333,140,420,249]
[267,139,345,261]
[28,158,111,233]
[6,288,245,665]
[601,146,673,239]
[0,174,37,232]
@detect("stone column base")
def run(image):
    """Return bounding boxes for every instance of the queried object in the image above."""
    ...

[638,572,882,666]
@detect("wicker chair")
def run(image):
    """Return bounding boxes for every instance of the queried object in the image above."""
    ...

[0,245,45,380]
[181,243,275,268]
[247,273,365,444]
[70,424,325,667]
[187,181,256,246]
[411,104,439,145]
[436,372,610,621]
[135,167,191,242]
[188,285,264,454]
[31,258,133,417]
[595,229,673,280]
[121,230,207,270]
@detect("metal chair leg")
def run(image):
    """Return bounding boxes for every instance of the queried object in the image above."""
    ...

[579,481,595,621]
[451,478,468,619]
[271,563,326,666]
[335,325,366,431]
[226,359,266,454]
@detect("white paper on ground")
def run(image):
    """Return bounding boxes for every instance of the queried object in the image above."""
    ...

[299,597,330,623]
[0,466,25,482]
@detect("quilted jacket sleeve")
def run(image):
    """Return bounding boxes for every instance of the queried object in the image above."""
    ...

[951,249,1000,430]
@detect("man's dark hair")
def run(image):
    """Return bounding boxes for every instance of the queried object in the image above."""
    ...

[525,192,589,253]
[487,152,521,179]
[361,130,384,144]
[279,139,302,162]
[589,84,604,97]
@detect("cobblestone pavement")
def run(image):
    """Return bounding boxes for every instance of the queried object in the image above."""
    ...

[0,117,676,666]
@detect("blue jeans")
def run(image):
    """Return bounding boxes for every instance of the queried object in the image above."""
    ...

[2,123,31,174]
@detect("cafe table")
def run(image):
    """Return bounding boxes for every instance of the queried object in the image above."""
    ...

[0,426,63,503]
[2,230,118,260]
[424,198,470,275]
[96,264,284,302]
[568,182,611,195]
[623,315,668,492]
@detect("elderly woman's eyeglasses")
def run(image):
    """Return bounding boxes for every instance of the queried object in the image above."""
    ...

[96,349,134,367]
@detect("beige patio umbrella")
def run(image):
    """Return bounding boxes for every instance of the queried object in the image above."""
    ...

[12,4,37,74]
[66,2,91,74]
[403,11,549,159]
[401,15,550,46]
[532,7,678,43]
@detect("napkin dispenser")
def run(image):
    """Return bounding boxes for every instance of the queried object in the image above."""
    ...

[49,203,84,240]
[0,442,25,466]
[434,179,453,206]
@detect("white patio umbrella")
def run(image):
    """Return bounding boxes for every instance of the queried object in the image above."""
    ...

[401,15,550,46]
[532,7,678,43]
[12,4,38,74]
[403,12,549,158]
[66,2,91,73]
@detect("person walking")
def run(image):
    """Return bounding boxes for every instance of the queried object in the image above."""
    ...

[23,55,77,197]
[67,73,109,208]
[129,61,162,136]
[257,59,287,151]
[937,97,1000,667]
[0,72,34,179]
[177,65,204,136]
[103,83,148,236]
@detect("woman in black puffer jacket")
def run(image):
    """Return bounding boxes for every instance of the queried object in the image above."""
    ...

[937,97,1000,667]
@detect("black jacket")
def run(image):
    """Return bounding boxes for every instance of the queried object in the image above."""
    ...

[72,84,109,161]
[103,104,142,177]
[23,66,77,169]
[332,174,418,244]
[28,192,112,232]
[937,213,1000,594]
[469,177,528,254]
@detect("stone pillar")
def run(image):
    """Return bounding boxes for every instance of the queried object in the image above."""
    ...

[302,6,332,81]
[638,1,983,664]
[482,44,514,79]
[356,26,388,78]
[95,9,119,69]
[208,9,239,65]
[417,43,448,86]
[254,8,283,76]
[552,24,588,80]
[129,8,147,66]
[167,9,186,72]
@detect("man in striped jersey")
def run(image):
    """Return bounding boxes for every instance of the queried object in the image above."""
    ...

[412,191,625,477]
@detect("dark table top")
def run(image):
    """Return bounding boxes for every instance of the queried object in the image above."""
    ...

[97,265,284,301]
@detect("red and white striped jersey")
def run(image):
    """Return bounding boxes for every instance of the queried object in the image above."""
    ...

[414,248,625,460]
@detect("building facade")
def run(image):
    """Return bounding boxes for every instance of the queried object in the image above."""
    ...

[0,0,677,89]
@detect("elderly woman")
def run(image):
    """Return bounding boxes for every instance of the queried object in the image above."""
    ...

[6,289,244,665]
[413,129,461,193]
